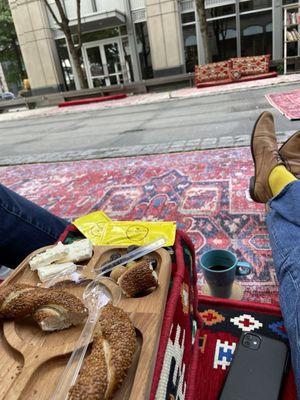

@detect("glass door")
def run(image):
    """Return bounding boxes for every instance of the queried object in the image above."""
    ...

[83,39,125,88]
[102,42,123,85]
[85,46,106,87]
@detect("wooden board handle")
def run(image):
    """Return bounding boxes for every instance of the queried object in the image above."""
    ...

[4,356,47,400]
[127,312,165,400]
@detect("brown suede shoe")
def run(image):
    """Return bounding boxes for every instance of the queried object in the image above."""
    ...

[279,131,300,178]
[249,111,283,203]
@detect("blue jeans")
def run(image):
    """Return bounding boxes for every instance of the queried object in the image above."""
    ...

[0,183,68,269]
[266,180,300,395]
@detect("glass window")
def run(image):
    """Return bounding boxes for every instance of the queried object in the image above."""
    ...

[103,43,120,75]
[93,77,106,87]
[207,17,237,61]
[206,4,236,19]
[240,0,272,13]
[56,38,75,91]
[109,75,118,85]
[241,10,272,56]
[86,46,104,76]
[73,28,120,44]
[182,25,198,72]
[135,22,153,79]
[120,25,127,36]
[1,61,22,94]
[181,12,195,25]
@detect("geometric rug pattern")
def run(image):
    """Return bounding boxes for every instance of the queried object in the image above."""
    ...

[0,148,278,304]
[266,88,300,120]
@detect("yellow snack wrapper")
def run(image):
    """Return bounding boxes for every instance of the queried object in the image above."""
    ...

[74,211,112,224]
[73,212,176,247]
[73,211,111,240]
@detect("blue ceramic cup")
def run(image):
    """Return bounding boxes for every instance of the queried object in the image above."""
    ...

[200,249,252,298]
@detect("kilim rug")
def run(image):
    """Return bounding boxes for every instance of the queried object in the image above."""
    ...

[0,147,277,304]
[266,89,300,120]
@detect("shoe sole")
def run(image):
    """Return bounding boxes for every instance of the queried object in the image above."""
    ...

[249,112,267,203]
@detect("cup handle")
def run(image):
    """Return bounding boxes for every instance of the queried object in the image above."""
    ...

[236,261,252,276]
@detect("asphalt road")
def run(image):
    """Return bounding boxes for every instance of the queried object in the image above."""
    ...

[1,82,300,164]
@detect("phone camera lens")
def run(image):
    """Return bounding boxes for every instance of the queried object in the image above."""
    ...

[243,334,261,350]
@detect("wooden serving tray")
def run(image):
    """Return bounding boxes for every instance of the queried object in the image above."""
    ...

[0,245,172,400]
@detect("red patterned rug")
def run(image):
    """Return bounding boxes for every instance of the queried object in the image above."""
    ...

[266,89,300,120]
[0,148,277,304]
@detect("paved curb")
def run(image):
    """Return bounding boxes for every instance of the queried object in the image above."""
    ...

[0,131,293,166]
[1,75,300,123]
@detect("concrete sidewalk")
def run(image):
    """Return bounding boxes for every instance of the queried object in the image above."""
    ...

[0,73,299,123]
[171,73,300,98]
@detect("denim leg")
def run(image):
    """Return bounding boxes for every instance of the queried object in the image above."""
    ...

[0,183,68,268]
[266,180,300,395]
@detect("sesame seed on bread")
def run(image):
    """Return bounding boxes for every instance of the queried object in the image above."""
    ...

[69,303,136,400]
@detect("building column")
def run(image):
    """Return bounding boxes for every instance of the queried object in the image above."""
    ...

[9,0,65,94]
[145,0,185,77]
[124,0,141,82]
[236,0,241,57]
[273,0,283,60]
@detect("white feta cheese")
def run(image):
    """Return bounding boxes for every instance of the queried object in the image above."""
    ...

[29,242,68,270]
[37,262,77,282]
[57,239,93,263]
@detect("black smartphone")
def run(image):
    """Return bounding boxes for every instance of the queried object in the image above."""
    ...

[219,333,289,400]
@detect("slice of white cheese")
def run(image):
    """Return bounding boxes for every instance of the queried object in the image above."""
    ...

[37,262,77,282]
[57,239,93,263]
[29,242,68,270]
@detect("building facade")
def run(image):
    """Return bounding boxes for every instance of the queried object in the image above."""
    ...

[8,0,296,94]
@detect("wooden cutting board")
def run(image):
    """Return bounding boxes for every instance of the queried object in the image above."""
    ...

[0,245,172,400]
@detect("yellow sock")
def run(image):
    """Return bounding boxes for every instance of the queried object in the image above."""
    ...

[268,165,297,197]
